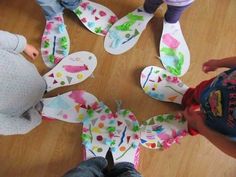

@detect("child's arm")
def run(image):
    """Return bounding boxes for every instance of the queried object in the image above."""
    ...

[199,121,236,159]
[0,30,27,53]
[0,30,39,60]
[203,56,236,73]
[183,107,236,159]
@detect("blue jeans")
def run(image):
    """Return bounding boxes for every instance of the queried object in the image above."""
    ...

[63,157,142,177]
[36,0,81,20]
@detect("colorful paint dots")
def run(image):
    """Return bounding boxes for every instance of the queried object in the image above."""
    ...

[97,148,103,152]
[63,114,68,119]
[98,122,104,128]
[73,0,117,36]
[100,115,106,121]
[78,114,84,121]
[77,73,84,79]
[97,135,103,141]
[119,146,126,152]
[56,72,62,77]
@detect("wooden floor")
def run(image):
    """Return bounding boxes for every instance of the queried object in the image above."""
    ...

[1,0,236,176]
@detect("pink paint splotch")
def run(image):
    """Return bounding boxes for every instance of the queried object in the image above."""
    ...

[69,90,86,105]
[63,64,88,73]
[162,33,180,49]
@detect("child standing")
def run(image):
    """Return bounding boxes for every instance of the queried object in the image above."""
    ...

[140,56,236,157]
[182,56,236,158]
[105,0,194,76]
[37,0,117,68]
[0,30,46,135]
[144,0,195,76]
[36,0,82,68]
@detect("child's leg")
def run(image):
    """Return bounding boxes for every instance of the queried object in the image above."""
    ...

[164,4,192,23]
[37,0,64,20]
[63,157,107,177]
[144,0,163,14]
[60,0,81,11]
[107,162,142,177]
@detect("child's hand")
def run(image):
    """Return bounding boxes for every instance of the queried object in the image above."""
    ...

[182,107,206,132]
[24,44,39,60]
[202,59,219,73]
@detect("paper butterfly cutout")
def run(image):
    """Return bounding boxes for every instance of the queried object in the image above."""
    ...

[42,90,189,168]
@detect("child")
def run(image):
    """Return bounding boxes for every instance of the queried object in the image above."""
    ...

[63,157,142,177]
[144,0,195,76]
[182,56,236,158]
[36,0,82,68]
[0,30,46,135]
[105,0,194,76]
[37,0,117,68]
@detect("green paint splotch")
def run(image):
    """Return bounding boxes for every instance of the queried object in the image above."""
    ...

[160,47,184,76]
[115,13,144,31]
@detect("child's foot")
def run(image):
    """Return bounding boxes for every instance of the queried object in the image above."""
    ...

[104,8,154,55]
[43,51,97,92]
[140,66,189,104]
[73,0,117,36]
[111,109,140,169]
[41,90,99,123]
[140,113,188,150]
[41,14,70,68]
[159,20,190,77]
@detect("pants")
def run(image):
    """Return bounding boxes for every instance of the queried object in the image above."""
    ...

[144,0,192,23]
[181,77,215,135]
[63,157,142,177]
[36,0,81,20]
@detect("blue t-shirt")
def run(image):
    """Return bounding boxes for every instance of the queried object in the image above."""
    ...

[200,68,236,138]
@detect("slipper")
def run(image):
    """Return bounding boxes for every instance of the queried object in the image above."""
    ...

[104,8,153,55]
[43,51,97,92]
[73,0,117,36]
[140,113,188,150]
[140,66,189,104]
[41,90,99,123]
[40,13,70,68]
[159,20,190,76]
